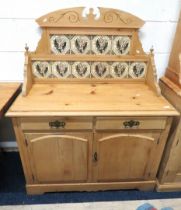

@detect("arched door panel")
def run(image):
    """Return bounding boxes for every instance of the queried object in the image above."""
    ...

[94,133,160,181]
[25,133,90,183]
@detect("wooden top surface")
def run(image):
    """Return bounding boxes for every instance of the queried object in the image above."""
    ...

[0,83,21,118]
[7,83,178,117]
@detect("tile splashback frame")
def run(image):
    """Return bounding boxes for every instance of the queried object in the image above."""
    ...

[22,7,160,97]
[32,60,147,79]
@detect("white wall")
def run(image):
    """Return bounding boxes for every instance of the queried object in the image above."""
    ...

[0,0,180,82]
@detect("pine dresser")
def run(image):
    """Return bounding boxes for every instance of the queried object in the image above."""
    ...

[158,11,181,191]
[6,7,179,194]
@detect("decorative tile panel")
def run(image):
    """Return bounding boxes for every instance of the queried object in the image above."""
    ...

[32,61,147,79]
[71,36,91,54]
[52,62,71,78]
[112,36,131,55]
[50,35,131,55]
[110,62,129,78]
[91,62,110,78]
[92,36,111,54]
[32,61,52,78]
[50,35,70,54]
[72,62,91,78]
[129,62,147,78]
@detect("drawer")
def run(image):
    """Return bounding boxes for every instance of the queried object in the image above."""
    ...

[20,117,93,130]
[95,117,167,130]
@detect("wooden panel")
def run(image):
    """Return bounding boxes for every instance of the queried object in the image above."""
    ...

[156,179,181,192]
[26,181,155,194]
[0,83,21,118]
[25,133,90,183]
[158,79,181,188]
[36,7,144,29]
[160,77,181,112]
[7,83,178,117]
[12,118,35,184]
[165,11,181,86]
[175,173,181,182]
[178,163,181,174]
[48,28,134,35]
[21,117,92,130]
[30,54,149,61]
[157,76,181,191]
[96,117,166,130]
[93,132,161,182]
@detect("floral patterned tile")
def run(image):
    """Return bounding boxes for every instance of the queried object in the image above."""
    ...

[50,35,131,55]
[32,61,147,79]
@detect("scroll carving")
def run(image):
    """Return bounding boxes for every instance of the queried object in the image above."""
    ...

[103,10,132,24]
[46,11,80,24]
[36,7,144,28]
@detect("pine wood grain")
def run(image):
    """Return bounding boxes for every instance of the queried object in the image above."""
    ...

[0,83,21,118]
[7,6,179,194]
[7,83,178,117]
[157,10,181,192]
[36,7,144,29]
[26,181,155,194]
[165,11,181,86]
[157,79,181,191]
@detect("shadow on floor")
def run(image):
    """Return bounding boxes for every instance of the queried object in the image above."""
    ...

[0,152,181,205]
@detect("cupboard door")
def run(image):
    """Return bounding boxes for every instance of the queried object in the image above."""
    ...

[93,132,161,182]
[25,133,91,183]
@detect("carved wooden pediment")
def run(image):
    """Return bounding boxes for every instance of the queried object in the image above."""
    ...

[36,7,144,29]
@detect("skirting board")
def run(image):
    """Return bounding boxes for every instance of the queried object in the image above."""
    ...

[156,179,181,192]
[0,141,18,151]
[26,181,156,194]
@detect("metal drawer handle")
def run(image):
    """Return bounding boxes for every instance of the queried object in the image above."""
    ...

[123,120,140,128]
[93,152,98,162]
[49,120,66,129]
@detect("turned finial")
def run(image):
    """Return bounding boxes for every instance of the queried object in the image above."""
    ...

[150,46,154,55]
[25,43,29,52]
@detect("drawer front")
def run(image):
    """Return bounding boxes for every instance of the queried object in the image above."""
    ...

[96,117,167,130]
[21,117,93,130]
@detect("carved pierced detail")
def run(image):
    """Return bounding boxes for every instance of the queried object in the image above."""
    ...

[36,7,144,28]
[32,61,147,79]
